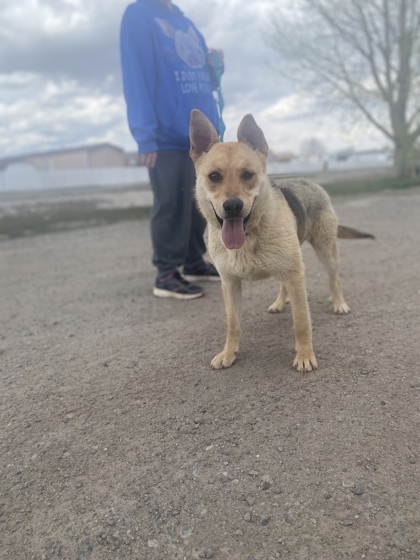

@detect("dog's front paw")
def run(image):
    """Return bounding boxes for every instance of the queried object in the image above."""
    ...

[211,351,237,369]
[333,302,350,314]
[293,350,318,373]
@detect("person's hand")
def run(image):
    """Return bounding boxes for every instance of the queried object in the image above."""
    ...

[208,48,224,66]
[138,152,157,168]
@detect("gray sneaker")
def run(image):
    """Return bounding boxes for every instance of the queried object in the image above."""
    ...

[183,262,220,282]
[153,271,205,300]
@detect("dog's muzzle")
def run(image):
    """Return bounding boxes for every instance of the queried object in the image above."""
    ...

[210,199,255,250]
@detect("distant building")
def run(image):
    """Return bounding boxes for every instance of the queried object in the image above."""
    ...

[0,143,128,171]
[125,152,141,167]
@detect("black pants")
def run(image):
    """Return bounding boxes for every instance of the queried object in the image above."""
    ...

[148,150,207,276]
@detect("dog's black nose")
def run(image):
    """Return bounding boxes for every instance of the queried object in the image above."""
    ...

[223,198,244,217]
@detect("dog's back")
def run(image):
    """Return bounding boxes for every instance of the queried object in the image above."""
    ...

[272,178,374,242]
[271,178,335,244]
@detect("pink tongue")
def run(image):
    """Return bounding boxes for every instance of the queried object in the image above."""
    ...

[221,218,246,249]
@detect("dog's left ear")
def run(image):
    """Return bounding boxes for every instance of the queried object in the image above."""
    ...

[237,114,269,158]
[190,109,219,162]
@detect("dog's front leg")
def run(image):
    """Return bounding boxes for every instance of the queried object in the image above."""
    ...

[211,275,242,369]
[284,271,318,373]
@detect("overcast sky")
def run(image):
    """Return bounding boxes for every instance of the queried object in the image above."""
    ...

[0,0,385,159]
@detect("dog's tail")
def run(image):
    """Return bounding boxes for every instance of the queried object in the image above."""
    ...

[337,225,375,240]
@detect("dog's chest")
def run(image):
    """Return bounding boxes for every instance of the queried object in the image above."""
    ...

[224,252,272,280]
[209,235,292,280]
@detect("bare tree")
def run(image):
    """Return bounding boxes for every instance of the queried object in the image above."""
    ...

[266,0,420,176]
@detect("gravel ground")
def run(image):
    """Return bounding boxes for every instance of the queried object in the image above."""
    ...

[1,189,420,560]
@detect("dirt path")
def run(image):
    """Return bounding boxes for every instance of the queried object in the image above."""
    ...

[1,190,420,560]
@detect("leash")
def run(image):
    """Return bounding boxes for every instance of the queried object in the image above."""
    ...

[209,50,226,142]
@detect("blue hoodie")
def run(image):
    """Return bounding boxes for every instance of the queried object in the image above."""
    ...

[120,0,220,153]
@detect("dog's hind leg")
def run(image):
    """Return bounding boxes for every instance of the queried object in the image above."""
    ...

[211,275,242,369]
[268,282,289,313]
[312,239,350,314]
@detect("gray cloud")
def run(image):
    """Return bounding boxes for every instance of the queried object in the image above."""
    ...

[0,0,381,158]
[0,1,122,88]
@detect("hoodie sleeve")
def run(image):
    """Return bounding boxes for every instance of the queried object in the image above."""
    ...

[120,4,159,154]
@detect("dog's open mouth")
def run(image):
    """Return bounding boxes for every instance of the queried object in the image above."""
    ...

[211,204,252,250]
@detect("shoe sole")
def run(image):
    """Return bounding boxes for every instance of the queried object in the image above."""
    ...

[153,287,205,300]
[183,275,221,283]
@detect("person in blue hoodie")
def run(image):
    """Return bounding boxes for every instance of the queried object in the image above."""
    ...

[120,0,223,300]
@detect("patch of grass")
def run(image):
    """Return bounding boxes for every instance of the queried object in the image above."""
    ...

[0,206,151,241]
[322,175,420,196]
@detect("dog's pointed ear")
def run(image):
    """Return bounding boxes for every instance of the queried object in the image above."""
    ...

[237,114,269,158]
[190,109,219,162]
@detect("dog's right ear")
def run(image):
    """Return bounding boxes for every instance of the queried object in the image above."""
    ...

[190,109,219,162]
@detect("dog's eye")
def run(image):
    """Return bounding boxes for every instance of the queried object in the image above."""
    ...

[241,170,254,181]
[208,172,222,183]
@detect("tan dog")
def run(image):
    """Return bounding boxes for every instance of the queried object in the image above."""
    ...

[189,110,373,373]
